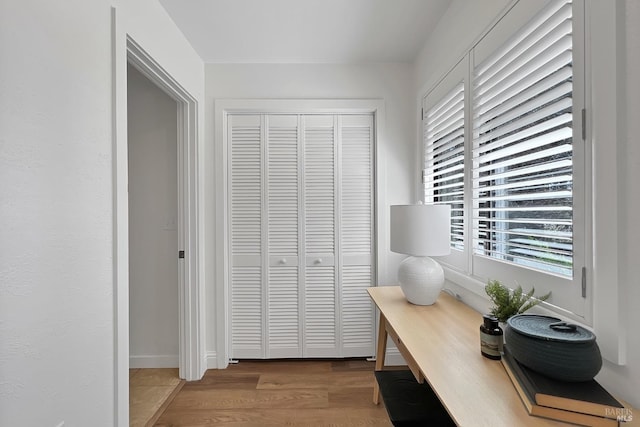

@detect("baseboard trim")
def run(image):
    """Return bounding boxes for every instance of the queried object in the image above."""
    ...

[204,349,401,368]
[206,351,219,369]
[130,355,179,368]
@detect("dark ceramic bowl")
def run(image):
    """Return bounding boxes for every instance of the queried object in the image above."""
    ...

[505,314,602,382]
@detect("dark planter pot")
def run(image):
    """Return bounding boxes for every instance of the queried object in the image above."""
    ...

[505,314,602,382]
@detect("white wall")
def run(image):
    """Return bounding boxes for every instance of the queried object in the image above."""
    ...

[205,63,415,365]
[127,64,179,368]
[413,0,511,98]
[412,0,640,409]
[1,0,636,423]
[595,0,640,409]
[0,0,204,425]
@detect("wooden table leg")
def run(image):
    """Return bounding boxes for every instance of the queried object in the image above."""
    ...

[373,311,388,404]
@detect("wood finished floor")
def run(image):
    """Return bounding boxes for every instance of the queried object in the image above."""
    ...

[130,368,184,427]
[154,359,393,426]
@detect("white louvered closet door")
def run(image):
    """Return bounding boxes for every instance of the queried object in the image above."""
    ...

[266,115,301,358]
[229,112,375,360]
[229,114,263,358]
[339,115,375,357]
[303,115,338,357]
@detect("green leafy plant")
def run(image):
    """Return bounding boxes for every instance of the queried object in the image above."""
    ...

[485,279,551,323]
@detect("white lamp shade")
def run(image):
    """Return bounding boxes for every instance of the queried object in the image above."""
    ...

[390,204,451,256]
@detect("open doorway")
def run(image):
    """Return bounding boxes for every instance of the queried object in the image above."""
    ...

[127,62,182,426]
[113,34,204,425]
[124,37,204,381]
[127,62,179,370]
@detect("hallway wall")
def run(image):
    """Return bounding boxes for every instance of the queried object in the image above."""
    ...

[0,0,204,425]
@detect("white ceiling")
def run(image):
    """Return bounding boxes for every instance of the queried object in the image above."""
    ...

[159,0,451,64]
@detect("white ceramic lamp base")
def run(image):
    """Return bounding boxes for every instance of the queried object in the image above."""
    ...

[398,256,445,305]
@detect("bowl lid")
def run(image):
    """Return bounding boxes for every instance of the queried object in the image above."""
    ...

[507,314,596,343]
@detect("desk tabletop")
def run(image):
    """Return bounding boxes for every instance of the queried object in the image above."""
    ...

[368,286,568,427]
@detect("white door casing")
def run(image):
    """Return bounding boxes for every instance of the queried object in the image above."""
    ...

[215,99,386,369]
[126,37,204,381]
[113,32,204,424]
[112,11,204,426]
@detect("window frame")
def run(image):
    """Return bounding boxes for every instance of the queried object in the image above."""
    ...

[421,0,590,321]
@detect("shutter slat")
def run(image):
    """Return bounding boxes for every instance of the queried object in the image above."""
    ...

[474,105,572,151]
[476,1,571,76]
[425,130,464,156]
[475,159,572,183]
[476,190,571,202]
[475,143,571,174]
[476,175,571,192]
[429,172,465,187]
[475,205,572,212]
[475,51,572,117]
[427,87,464,121]
[427,111,464,140]
[425,146,464,169]
[427,161,465,179]
[477,79,572,134]
[473,217,571,227]
[476,28,572,98]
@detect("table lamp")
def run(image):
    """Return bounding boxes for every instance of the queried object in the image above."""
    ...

[390,204,451,305]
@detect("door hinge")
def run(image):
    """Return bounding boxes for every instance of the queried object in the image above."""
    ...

[581,266,587,298]
[421,107,424,121]
[179,250,185,259]
[581,108,587,140]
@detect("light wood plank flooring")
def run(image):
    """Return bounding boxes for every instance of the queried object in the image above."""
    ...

[130,368,185,427]
[154,359,392,426]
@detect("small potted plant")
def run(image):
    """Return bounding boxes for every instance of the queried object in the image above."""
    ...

[485,279,551,323]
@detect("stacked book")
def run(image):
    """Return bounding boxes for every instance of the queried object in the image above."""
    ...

[502,349,628,426]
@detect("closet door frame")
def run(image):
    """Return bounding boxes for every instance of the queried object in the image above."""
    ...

[214,99,385,368]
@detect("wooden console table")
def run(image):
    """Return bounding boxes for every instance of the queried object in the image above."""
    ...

[368,286,569,426]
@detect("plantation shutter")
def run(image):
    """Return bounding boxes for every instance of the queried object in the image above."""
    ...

[229,114,264,358]
[422,59,468,270]
[340,115,375,357]
[266,115,301,358]
[424,81,465,251]
[303,115,338,357]
[472,0,574,278]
